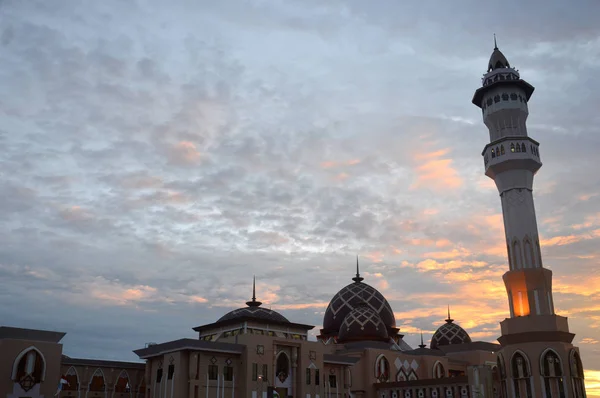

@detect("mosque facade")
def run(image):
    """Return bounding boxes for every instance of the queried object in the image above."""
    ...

[0,46,588,398]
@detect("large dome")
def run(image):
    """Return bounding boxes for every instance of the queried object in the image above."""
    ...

[338,304,389,343]
[218,306,289,323]
[218,277,289,324]
[430,310,471,350]
[321,260,396,338]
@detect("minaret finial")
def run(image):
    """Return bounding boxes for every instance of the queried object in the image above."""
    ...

[494,33,498,50]
[418,331,426,349]
[446,305,454,323]
[246,275,262,307]
[352,255,364,283]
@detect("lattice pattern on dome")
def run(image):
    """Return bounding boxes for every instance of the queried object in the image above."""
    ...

[218,306,289,323]
[342,306,386,332]
[323,282,396,335]
[430,321,471,349]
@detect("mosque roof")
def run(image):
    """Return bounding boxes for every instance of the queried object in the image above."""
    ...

[430,308,472,350]
[338,304,389,343]
[320,258,397,339]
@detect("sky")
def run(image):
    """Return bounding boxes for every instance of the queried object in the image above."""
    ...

[1,0,599,394]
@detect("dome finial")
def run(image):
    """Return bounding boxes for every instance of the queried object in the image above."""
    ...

[446,305,454,323]
[246,276,262,307]
[494,33,498,50]
[352,255,364,283]
[419,331,426,349]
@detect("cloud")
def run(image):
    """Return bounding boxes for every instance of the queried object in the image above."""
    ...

[0,0,599,379]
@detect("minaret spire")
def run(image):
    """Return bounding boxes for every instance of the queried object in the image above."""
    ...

[246,275,262,307]
[494,33,498,50]
[418,331,426,349]
[352,255,364,283]
[445,305,454,323]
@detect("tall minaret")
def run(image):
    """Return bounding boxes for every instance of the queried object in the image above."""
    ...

[473,40,587,397]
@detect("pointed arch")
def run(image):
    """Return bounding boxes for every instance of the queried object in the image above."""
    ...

[512,239,522,269]
[501,145,505,155]
[516,143,521,153]
[275,351,291,382]
[88,368,106,392]
[64,366,80,391]
[432,361,445,379]
[496,353,508,397]
[511,351,533,398]
[374,354,390,382]
[521,143,526,153]
[11,346,47,382]
[569,349,586,397]
[510,143,516,153]
[407,370,418,381]
[523,236,535,268]
[541,349,565,397]
[114,370,131,394]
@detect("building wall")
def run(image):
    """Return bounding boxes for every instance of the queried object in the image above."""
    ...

[0,338,64,398]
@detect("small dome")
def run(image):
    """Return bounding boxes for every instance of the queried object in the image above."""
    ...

[488,47,510,72]
[338,304,389,343]
[430,311,471,349]
[217,276,289,324]
[321,260,396,337]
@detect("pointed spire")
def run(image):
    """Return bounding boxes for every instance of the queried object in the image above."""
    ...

[246,275,262,307]
[418,331,426,349]
[494,33,498,50]
[352,255,364,283]
[445,305,454,323]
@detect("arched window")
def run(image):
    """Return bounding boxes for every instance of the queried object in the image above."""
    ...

[569,350,586,398]
[501,145,506,155]
[89,369,105,392]
[502,93,509,101]
[510,93,518,100]
[12,347,46,392]
[497,354,509,398]
[511,352,533,398]
[516,143,521,153]
[276,352,290,383]
[492,148,496,158]
[521,143,526,153]
[114,370,131,393]
[511,143,516,153]
[541,350,564,398]
[433,361,445,379]
[496,146,500,156]
[375,355,390,382]
[64,367,79,391]
[494,95,501,103]
[512,240,522,269]
[524,237,535,268]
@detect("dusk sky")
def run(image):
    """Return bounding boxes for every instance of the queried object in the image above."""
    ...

[1,0,600,395]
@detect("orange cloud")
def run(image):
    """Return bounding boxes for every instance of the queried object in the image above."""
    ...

[541,235,584,246]
[169,141,200,165]
[411,154,463,191]
[422,247,470,260]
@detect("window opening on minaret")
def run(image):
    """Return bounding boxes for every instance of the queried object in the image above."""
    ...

[522,143,526,153]
[496,146,500,156]
[511,352,533,398]
[502,93,509,101]
[494,95,500,103]
[491,149,496,158]
[516,144,521,153]
[541,350,565,398]
[501,145,505,155]
[570,350,586,397]
[497,355,509,398]
[511,143,515,153]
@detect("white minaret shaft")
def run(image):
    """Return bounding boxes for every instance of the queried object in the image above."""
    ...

[473,45,542,272]
[473,44,553,318]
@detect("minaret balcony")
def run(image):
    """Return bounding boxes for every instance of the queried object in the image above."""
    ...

[482,137,542,179]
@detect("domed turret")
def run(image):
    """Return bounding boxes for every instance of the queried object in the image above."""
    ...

[430,307,471,349]
[338,304,389,343]
[320,258,397,340]
[217,276,289,324]
[487,35,511,72]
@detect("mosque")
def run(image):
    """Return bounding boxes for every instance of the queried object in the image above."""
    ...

[0,45,588,398]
